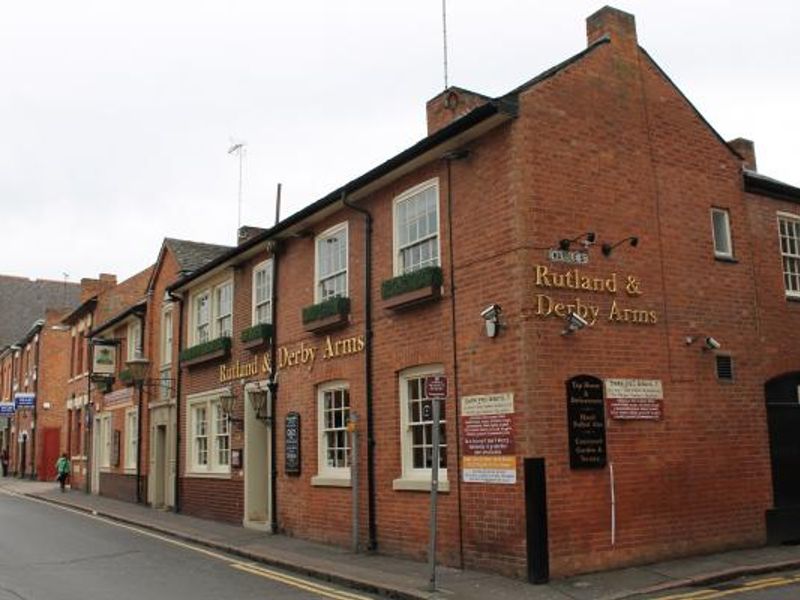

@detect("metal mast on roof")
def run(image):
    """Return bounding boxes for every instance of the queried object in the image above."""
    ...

[228,141,246,230]
[442,0,449,89]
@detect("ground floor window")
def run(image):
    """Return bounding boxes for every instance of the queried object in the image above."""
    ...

[125,408,138,470]
[316,381,350,482]
[187,390,230,475]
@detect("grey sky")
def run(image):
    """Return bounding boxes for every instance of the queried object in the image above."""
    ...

[2,1,797,283]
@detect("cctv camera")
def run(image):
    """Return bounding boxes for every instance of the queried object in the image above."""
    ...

[567,312,588,329]
[480,304,501,320]
[704,337,721,350]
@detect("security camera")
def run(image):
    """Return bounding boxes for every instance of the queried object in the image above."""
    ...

[562,311,588,335]
[704,337,721,350]
[480,304,501,320]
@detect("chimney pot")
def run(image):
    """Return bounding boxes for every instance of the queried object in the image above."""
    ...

[587,6,638,48]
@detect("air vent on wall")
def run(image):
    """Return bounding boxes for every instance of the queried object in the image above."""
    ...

[716,355,734,381]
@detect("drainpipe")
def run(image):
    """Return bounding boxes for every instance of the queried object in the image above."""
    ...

[136,312,146,504]
[342,190,377,552]
[85,329,93,494]
[31,327,41,480]
[168,291,184,513]
[268,241,279,534]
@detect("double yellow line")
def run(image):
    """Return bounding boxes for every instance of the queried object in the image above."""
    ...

[2,489,374,600]
[654,572,800,599]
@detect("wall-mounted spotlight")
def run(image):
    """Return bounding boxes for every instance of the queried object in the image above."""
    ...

[562,312,588,336]
[559,232,596,251]
[480,304,502,338]
[602,236,639,256]
[685,335,722,350]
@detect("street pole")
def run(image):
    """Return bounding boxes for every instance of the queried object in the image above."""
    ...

[428,396,441,592]
[350,412,359,553]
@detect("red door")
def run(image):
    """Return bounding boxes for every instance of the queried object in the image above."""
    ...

[39,428,60,481]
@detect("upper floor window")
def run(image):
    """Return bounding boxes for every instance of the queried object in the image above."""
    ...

[160,309,173,366]
[191,279,233,345]
[252,259,273,325]
[315,223,348,301]
[711,208,733,259]
[127,320,141,360]
[394,180,440,275]
[778,213,800,297]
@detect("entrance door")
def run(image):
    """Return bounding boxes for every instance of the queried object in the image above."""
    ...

[39,428,60,481]
[764,374,800,543]
[153,425,167,507]
[244,384,271,531]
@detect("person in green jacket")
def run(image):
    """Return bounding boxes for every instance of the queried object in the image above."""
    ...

[55,453,70,492]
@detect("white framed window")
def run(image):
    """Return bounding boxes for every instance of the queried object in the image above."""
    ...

[125,408,138,470]
[314,381,350,484]
[160,309,173,366]
[393,179,440,275]
[194,292,211,344]
[315,223,348,302]
[252,259,273,325]
[393,365,448,492]
[99,413,112,469]
[159,366,172,401]
[187,389,231,476]
[215,282,233,338]
[778,213,800,298]
[127,320,142,360]
[711,208,733,259]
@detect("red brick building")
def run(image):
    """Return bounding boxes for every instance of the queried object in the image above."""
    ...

[161,7,800,580]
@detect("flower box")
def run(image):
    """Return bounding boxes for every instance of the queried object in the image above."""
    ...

[241,323,274,350]
[302,296,350,334]
[180,337,232,367]
[118,369,134,386]
[381,266,443,311]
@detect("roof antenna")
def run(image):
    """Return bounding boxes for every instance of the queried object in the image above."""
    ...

[227,140,246,231]
[62,272,69,306]
[441,0,449,89]
[274,183,282,226]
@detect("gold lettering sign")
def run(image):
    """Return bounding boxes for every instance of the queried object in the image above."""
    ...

[219,334,365,384]
[533,264,658,327]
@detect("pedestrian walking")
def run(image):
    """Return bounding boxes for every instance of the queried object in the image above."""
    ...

[55,453,70,492]
[0,449,8,477]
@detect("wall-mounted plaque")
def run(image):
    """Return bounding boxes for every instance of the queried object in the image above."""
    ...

[566,375,606,469]
[285,412,301,475]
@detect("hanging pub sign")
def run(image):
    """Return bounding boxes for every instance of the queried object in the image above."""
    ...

[0,402,15,416]
[92,342,117,376]
[285,412,301,475]
[14,393,35,409]
[566,375,607,469]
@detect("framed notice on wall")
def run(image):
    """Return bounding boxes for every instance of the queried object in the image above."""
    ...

[285,412,301,475]
[566,375,607,469]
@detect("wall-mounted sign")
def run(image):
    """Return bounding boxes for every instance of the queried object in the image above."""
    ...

[548,249,589,265]
[425,376,448,399]
[14,393,35,409]
[92,343,117,376]
[231,449,242,469]
[103,387,133,408]
[0,402,15,416]
[285,412,301,475]
[462,393,516,484]
[566,375,606,469]
[606,378,663,420]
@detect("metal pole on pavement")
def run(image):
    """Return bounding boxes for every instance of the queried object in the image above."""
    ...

[428,396,440,592]
[350,412,359,553]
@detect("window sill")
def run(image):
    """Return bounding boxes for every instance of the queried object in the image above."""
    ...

[311,475,351,488]
[785,295,800,303]
[184,470,232,480]
[392,477,449,492]
[714,255,738,264]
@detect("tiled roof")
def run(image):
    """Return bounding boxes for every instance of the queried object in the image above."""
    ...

[164,238,232,274]
[0,276,81,347]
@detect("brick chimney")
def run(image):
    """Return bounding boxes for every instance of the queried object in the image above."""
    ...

[426,87,490,136]
[587,6,638,52]
[728,138,757,171]
[238,225,268,246]
[79,273,117,302]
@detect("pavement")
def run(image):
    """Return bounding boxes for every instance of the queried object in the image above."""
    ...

[1,478,799,600]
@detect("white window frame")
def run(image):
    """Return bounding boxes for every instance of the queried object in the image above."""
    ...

[125,408,138,471]
[126,320,142,361]
[252,259,273,325]
[312,381,351,487]
[392,179,441,276]
[314,222,349,302]
[778,212,800,298]
[393,364,449,492]
[99,413,112,469]
[189,278,234,346]
[160,308,173,366]
[214,281,233,338]
[186,389,232,477]
[711,207,733,259]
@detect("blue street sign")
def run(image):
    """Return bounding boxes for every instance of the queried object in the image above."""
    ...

[14,393,35,409]
[0,402,15,416]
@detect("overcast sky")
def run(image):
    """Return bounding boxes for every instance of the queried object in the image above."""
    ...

[2,1,798,283]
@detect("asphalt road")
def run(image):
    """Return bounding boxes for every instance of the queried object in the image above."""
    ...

[0,491,378,600]
[648,567,800,600]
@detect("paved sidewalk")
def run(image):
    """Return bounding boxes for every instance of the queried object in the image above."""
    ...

[2,478,799,600]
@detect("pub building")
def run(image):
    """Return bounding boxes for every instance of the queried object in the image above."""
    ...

[162,7,800,581]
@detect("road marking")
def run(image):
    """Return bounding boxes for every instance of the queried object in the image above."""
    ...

[653,573,799,599]
[0,490,374,600]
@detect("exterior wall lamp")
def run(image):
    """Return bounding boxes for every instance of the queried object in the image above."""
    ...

[601,236,639,256]
[218,383,272,424]
[480,304,502,338]
[559,232,596,251]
